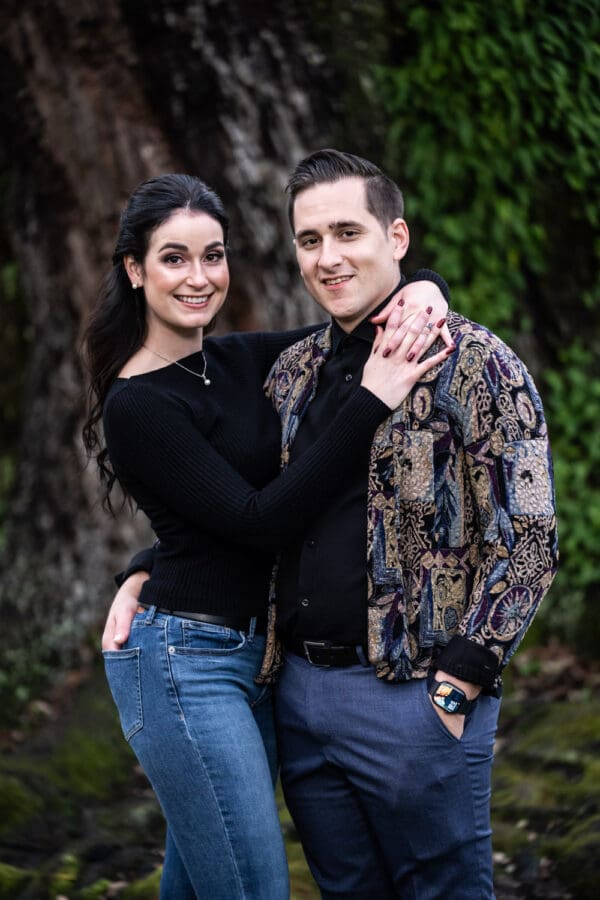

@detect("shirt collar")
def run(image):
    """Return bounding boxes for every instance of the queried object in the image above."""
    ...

[331,276,406,354]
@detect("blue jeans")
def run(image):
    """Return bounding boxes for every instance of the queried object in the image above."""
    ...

[276,651,500,900]
[103,606,288,900]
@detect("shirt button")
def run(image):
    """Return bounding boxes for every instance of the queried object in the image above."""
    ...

[301,597,310,607]
[307,539,316,548]
[345,373,353,383]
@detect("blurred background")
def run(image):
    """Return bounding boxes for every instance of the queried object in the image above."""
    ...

[0,1,598,897]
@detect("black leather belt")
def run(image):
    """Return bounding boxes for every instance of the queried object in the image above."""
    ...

[285,638,367,668]
[137,603,267,635]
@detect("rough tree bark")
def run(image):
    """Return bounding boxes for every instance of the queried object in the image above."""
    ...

[0,0,334,711]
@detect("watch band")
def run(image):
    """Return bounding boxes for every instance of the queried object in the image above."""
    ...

[427,673,477,715]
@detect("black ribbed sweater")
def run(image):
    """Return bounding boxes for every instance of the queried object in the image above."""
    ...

[103,328,390,618]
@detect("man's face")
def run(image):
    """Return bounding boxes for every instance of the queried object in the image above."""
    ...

[292,177,409,332]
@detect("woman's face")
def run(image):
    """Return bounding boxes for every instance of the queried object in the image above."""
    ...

[126,209,229,339]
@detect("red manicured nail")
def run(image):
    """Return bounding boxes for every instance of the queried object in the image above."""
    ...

[445,346,456,355]
[407,352,415,362]
[382,348,391,358]
[426,306,433,314]
[437,318,446,328]
[397,298,405,306]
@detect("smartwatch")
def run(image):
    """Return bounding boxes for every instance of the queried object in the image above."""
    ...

[427,674,477,715]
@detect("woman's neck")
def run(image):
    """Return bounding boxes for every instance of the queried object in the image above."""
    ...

[118,326,204,379]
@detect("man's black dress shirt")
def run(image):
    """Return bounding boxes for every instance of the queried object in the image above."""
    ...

[276,285,407,647]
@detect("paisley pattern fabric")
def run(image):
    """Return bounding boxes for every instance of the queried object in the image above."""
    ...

[257,313,558,686]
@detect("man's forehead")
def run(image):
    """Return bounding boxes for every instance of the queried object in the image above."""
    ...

[293,178,372,232]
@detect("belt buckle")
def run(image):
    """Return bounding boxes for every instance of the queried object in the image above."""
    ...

[302,639,332,667]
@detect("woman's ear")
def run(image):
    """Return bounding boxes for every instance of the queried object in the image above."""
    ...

[123,256,143,288]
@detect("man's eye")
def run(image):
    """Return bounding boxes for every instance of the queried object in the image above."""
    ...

[300,237,319,248]
[341,230,359,239]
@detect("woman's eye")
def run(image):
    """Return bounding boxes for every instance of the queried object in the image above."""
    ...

[163,254,183,264]
[205,251,225,264]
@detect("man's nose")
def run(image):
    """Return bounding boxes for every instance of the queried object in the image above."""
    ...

[318,238,343,269]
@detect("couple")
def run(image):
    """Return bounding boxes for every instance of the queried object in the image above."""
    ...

[84,149,558,900]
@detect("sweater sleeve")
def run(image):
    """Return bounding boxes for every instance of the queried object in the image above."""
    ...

[104,382,389,551]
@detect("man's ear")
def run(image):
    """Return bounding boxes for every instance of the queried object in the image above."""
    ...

[124,255,143,288]
[390,218,410,261]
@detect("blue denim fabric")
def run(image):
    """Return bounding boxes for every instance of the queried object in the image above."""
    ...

[276,651,500,900]
[103,606,288,900]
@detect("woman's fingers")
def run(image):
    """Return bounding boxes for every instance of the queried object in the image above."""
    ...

[380,309,455,360]
[369,293,403,325]
[439,321,454,349]
[414,343,455,375]
[372,324,384,354]
[381,308,456,369]
[381,308,430,357]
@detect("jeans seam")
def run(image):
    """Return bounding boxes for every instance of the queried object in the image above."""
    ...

[164,616,247,895]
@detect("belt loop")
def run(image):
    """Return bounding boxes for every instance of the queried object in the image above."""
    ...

[145,604,158,625]
[248,616,257,641]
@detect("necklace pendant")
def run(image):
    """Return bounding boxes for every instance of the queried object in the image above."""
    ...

[143,344,211,385]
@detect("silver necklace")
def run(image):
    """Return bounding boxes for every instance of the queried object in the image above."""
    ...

[143,345,211,385]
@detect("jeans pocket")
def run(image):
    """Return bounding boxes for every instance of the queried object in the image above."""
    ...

[103,648,143,741]
[177,621,247,654]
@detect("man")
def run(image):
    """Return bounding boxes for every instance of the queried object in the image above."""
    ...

[108,150,558,898]
[257,149,557,898]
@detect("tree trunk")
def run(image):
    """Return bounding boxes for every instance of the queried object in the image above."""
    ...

[0,0,333,713]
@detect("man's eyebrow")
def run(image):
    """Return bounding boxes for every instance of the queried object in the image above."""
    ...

[295,221,363,240]
[329,220,363,230]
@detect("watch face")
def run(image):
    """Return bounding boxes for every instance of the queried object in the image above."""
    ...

[432,681,466,714]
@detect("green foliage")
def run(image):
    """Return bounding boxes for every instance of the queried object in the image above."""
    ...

[119,868,162,899]
[542,344,600,646]
[379,0,600,330]
[492,696,600,898]
[78,879,113,900]
[0,774,42,839]
[0,863,34,899]
[48,852,80,896]
[377,0,600,649]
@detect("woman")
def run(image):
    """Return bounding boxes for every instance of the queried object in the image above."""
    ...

[83,173,450,900]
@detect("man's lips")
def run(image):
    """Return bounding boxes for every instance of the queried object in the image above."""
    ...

[320,275,354,288]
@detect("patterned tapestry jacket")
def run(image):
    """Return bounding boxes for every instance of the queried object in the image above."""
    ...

[257,311,559,688]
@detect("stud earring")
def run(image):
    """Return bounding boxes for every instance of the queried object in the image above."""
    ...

[132,282,139,290]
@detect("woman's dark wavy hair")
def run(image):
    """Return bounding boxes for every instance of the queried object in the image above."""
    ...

[82,173,229,512]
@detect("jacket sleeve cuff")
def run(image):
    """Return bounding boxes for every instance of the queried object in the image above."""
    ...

[434,635,500,690]
[410,268,451,306]
[114,546,156,588]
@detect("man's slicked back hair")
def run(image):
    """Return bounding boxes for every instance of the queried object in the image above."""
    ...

[286,149,404,232]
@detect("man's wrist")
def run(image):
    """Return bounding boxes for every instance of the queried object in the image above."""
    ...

[428,672,479,715]
[434,669,481,701]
